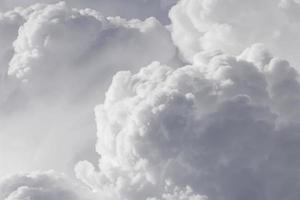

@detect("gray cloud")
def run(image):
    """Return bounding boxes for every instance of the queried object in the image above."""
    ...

[76,46,300,200]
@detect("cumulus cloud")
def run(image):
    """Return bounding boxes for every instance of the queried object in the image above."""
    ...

[0,170,205,200]
[0,10,23,75]
[7,2,176,99]
[2,0,300,200]
[0,171,96,200]
[169,0,300,67]
[0,0,178,24]
[0,1,176,177]
[75,45,300,200]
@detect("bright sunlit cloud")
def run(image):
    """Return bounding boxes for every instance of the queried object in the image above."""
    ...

[2,1,300,200]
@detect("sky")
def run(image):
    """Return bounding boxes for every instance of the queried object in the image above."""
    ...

[1,0,300,200]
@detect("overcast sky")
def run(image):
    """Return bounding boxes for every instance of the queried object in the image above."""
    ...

[1,0,300,200]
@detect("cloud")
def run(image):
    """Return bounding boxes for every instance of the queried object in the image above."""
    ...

[0,170,205,200]
[0,8,25,76]
[1,1,300,200]
[239,44,300,122]
[0,1,176,177]
[76,45,300,200]
[169,0,300,67]
[0,0,178,24]
[7,1,176,100]
[0,171,97,200]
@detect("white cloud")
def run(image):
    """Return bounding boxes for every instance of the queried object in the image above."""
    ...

[0,1,176,177]
[1,0,300,200]
[0,171,97,200]
[169,0,300,67]
[76,46,300,200]
[0,9,25,76]
[8,2,176,98]
[0,0,178,24]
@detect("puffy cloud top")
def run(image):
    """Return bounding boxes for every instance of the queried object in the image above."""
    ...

[169,0,300,67]
[0,1,177,180]
[2,1,300,200]
[0,0,178,24]
[76,45,300,200]
[0,171,96,200]
[8,2,176,99]
[0,9,24,75]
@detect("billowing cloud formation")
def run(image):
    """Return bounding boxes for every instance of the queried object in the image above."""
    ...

[2,0,300,200]
[169,0,300,67]
[0,171,96,200]
[0,0,178,24]
[0,9,25,76]
[8,1,176,98]
[76,44,300,200]
[0,1,176,177]
[0,171,206,200]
